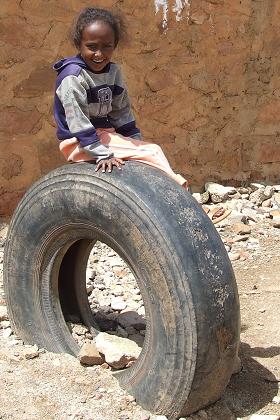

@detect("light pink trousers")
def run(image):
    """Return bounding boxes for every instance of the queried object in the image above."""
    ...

[59,128,187,187]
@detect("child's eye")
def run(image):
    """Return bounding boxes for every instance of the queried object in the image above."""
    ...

[102,45,114,51]
[87,44,113,52]
[88,45,98,51]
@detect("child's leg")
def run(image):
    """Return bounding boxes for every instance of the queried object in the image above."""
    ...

[97,130,188,187]
[59,131,188,188]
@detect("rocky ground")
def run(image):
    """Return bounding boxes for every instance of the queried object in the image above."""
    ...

[0,181,280,420]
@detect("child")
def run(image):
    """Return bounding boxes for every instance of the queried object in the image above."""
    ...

[53,7,188,187]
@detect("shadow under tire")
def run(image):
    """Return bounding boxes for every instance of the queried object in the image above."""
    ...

[3,162,240,419]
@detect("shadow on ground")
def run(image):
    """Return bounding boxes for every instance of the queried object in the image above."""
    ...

[220,342,280,418]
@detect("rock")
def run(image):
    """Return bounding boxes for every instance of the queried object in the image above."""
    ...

[139,413,151,420]
[238,187,251,194]
[111,296,126,311]
[229,252,240,262]
[262,198,272,207]
[78,342,104,366]
[111,285,124,296]
[137,306,146,317]
[3,327,12,338]
[241,208,258,220]
[86,284,94,294]
[116,325,129,338]
[270,209,280,218]
[249,416,280,420]
[192,191,210,204]
[22,345,39,360]
[150,416,168,420]
[125,326,137,335]
[249,186,274,206]
[205,182,237,203]
[0,305,8,321]
[117,311,146,330]
[247,238,260,249]
[232,223,252,235]
[272,217,280,228]
[250,182,266,191]
[72,324,88,336]
[95,332,141,369]
[86,268,96,280]
[273,192,280,206]
[128,333,145,347]
[1,320,10,328]
[272,396,280,404]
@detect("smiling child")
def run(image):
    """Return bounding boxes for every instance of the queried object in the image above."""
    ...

[53,7,188,187]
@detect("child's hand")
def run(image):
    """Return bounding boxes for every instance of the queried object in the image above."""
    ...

[95,157,124,173]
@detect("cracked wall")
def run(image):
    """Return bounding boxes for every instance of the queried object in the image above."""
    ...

[1,0,280,216]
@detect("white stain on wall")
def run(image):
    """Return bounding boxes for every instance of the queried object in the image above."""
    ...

[154,0,191,29]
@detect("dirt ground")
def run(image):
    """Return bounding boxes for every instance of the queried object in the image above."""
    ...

[0,216,279,420]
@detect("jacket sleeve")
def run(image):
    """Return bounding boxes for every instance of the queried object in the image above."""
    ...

[56,75,113,160]
[108,68,141,140]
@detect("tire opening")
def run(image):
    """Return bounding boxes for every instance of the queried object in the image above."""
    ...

[58,239,146,368]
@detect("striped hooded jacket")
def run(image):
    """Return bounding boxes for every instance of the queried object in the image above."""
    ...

[53,55,141,161]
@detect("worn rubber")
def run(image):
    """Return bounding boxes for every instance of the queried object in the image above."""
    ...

[3,162,240,419]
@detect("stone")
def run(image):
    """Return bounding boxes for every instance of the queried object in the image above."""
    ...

[0,306,8,321]
[249,186,273,206]
[3,327,12,338]
[116,325,129,338]
[205,182,237,203]
[86,268,96,280]
[128,333,145,347]
[270,210,280,218]
[272,396,280,404]
[273,192,280,206]
[78,343,104,366]
[125,326,137,335]
[72,324,88,336]
[95,332,141,369]
[272,217,280,228]
[229,252,240,262]
[249,416,280,420]
[262,199,272,207]
[250,183,266,191]
[137,306,146,316]
[21,345,39,360]
[238,187,251,194]
[192,191,210,204]
[232,223,252,235]
[111,296,126,311]
[111,285,124,297]
[117,311,146,330]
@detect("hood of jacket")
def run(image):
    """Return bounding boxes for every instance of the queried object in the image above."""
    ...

[53,55,88,74]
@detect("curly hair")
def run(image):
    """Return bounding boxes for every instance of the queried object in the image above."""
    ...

[71,7,125,48]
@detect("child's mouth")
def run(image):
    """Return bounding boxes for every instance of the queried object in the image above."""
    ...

[92,59,105,64]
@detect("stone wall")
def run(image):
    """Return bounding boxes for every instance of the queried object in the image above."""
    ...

[1,0,280,216]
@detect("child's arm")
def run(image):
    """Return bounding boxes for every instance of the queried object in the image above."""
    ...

[108,67,141,140]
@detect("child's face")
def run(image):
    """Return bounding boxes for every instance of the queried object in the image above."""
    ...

[79,21,115,72]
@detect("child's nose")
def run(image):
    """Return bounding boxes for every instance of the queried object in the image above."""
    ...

[95,49,103,58]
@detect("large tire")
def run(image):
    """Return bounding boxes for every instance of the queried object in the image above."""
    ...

[3,162,240,419]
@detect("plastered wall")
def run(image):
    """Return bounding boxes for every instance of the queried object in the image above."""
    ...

[1,0,280,215]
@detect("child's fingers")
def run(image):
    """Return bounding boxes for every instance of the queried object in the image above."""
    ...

[108,161,113,173]
[114,158,124,170]
[95,162,102,172]
[116,158,125,165]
